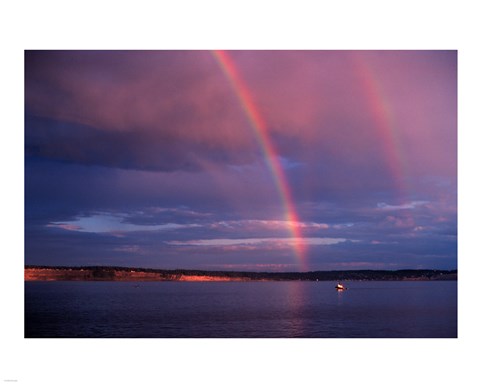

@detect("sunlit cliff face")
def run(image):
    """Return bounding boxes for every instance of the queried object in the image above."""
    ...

[24,268,251,282]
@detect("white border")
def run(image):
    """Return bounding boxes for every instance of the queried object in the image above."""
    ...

[2,1,479,383]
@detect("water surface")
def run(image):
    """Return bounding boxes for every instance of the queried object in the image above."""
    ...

[25,280,457,338]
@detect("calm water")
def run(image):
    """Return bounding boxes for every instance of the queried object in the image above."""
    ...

[25,280,457,338]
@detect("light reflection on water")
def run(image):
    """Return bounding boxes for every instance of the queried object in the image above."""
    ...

[285,281,305,337]
[336,289,345,306]
[25,280,457,338]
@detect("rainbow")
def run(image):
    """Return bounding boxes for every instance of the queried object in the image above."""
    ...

[212,51,411,270]
[352,53,409,204]
[212,50,308,270]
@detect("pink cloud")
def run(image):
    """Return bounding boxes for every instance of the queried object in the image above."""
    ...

[46,223,82,231]
[26,51,456,180]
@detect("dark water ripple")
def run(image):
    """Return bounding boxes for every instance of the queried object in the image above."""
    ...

[25,280,457,338]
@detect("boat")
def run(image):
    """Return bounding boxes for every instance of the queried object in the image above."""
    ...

[335,282,347,290]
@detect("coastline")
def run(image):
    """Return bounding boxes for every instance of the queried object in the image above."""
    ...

[24,266,457,282]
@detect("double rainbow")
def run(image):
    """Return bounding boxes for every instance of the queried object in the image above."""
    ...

[212,51,408,271]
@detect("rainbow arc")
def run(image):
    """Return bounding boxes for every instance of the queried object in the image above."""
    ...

[212,50,308,270]
[212,51,411,271]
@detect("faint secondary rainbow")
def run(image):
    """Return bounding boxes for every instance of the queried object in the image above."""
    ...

[212,50,308,270]
[353,53,409,204]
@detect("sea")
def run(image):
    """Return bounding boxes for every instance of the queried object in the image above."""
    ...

[24,280,457,338]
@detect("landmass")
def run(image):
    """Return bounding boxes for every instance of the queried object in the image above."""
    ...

[24,266,457,282]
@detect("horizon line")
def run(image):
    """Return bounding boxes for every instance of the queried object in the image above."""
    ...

[24,265,458,273]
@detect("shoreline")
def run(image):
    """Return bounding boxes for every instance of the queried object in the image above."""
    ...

[24,266,458,282]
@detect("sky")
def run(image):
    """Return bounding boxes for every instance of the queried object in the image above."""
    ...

[24,50,457,272]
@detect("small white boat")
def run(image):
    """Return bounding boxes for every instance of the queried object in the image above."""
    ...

[335,282,346,290]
